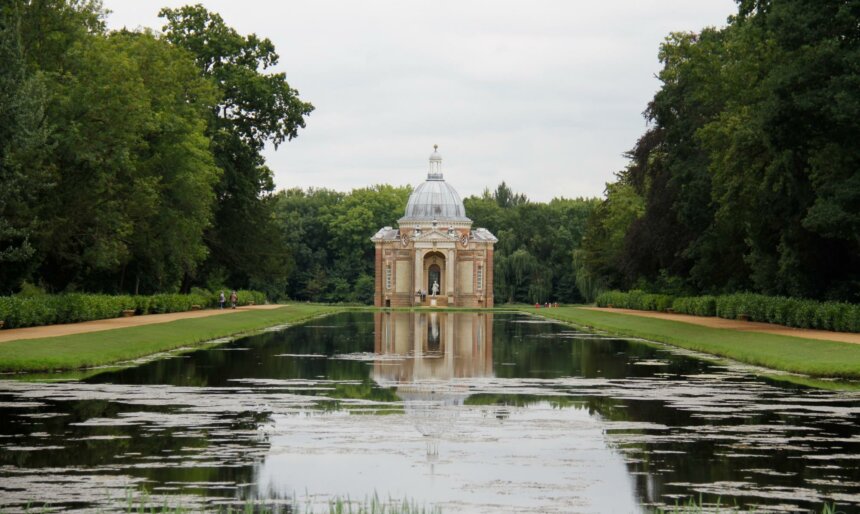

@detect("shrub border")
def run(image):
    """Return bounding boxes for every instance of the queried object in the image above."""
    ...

[0,290,268,329]
[595,290,860,333]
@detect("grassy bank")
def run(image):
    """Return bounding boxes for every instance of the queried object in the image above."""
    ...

[6,302,860,379]
[522,305,860,379]
[0,304,342,373]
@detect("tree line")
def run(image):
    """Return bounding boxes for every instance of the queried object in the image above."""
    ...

[577,0,860,304]
[4,0,855,306]
[0,1,312,298]
[0,1,597,305]
[275,183,597,304]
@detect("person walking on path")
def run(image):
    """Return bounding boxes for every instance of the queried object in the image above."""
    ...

[230,290,238,309]
[219,291,226,309]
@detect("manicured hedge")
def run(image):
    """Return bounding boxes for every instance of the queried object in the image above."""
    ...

[0,294,136,328]
[714,293,860,332]
[0,290,268,329]
[672,295,717,317]
[595,290,673,312]
[595,290,860,333]
[138,293,208,314]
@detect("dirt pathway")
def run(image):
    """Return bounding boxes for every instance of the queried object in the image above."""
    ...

[581,307,860,345]
[0,305,284,343]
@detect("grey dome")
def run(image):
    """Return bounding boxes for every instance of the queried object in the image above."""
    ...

[401,178,470,222]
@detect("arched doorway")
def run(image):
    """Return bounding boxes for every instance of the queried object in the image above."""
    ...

[428,264,441,295]
[422,251,446,299]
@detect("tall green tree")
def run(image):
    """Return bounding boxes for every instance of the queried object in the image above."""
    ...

[324,185,412,282]
[466,184,597,304]
[160,5,314,296]
[273,185,410,302]
[274,188,342,300]
[0,3,50,293]
[0,0,226,294]
[582,0,860,302]
[35,28,150,289]
[757,0,860,299]
[578,180,644,292]
[16,0,104,71]
[30,30,219,293]
[112,31,221,293]
[696,0,860,300]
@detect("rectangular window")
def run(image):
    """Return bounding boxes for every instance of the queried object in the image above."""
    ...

[385,264,392,290]
[477,264,483,291]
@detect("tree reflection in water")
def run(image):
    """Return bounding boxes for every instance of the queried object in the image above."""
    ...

[1,312,859,513]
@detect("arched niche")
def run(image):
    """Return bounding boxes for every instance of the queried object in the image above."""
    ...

[423,251,446,296]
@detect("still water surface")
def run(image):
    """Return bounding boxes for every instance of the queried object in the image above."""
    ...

[1,311,859,513]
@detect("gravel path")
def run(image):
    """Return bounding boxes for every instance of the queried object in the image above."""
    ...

[581,307,860,345]
[0,305,284,343]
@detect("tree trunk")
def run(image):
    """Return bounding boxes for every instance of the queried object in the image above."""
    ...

[180,272,192,294]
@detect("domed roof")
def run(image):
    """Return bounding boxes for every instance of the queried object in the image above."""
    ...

[400,146,470,223]
[402,180,469,222]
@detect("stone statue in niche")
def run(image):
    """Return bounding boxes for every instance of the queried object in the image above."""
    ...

[431,280,439,297]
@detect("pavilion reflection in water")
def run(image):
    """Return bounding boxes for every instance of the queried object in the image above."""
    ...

[372,311,494,384]
[372,311,495,459]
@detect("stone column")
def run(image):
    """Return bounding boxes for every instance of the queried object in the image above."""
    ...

[374,245,383,307]
[414,249,423,305]
[486,246,494,308]
[446,249,455,305]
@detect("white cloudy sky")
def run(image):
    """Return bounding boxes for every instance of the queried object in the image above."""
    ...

[103,1,736,201]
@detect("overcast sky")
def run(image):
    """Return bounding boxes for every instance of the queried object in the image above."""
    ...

[103,1,736,201]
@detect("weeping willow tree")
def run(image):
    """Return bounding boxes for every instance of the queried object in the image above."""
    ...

[572,248,606,303]
[496,248,537,304]
[528,268,553,304]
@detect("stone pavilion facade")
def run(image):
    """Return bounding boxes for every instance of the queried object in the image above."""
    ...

[371,147,497,308]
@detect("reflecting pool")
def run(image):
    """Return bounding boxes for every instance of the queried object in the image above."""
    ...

[0,311,859,513]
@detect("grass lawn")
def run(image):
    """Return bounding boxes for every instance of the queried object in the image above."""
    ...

[5,302,859,381]
[519,305,860,379]
[0,304,342,373]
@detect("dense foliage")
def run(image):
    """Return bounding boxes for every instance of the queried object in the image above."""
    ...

[0,289,266,329]
[160,5,313,298]
[0,1,311,299]
[596,290,860,333]
[579,0,860,304]
[464,184,598,304]
[594,290,674,313]
[274,182,597,304]
[671,296,718,317]
[4,0,856,311]
[274,185,411,303]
